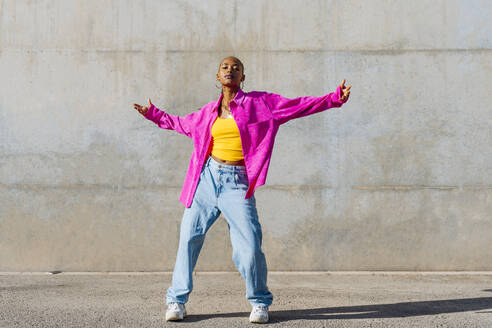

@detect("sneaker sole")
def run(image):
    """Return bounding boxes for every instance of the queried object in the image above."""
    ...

[166,313,183,321]
[249,316,269,323]
[166,310,187,321]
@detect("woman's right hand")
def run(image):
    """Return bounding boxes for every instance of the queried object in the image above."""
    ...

[133,98,153,116]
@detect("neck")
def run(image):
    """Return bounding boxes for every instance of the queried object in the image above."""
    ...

[221,85,240,105]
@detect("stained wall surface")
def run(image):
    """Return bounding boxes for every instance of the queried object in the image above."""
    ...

[1,0,491,271]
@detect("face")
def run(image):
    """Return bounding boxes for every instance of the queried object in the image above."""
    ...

[216,57,245,88]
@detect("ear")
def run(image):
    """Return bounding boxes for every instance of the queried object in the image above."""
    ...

[216,72,220,81]
[241,74,245,82]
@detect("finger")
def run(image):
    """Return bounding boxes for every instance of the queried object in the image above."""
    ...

[148,98,152,106]
[341,79,345,88]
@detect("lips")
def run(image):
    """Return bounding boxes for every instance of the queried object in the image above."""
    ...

[225,74,233,79]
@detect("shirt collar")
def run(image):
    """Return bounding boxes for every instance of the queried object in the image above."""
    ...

[212,88,245,112]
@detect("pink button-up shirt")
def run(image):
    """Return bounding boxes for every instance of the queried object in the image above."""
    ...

[145,86,349,208]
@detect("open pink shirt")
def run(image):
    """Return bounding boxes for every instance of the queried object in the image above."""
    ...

[145,86,349,208]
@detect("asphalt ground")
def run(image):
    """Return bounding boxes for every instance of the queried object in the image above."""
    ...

[1,272,492,327]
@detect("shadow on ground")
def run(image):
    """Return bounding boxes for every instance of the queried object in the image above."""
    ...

[184,296,492,323]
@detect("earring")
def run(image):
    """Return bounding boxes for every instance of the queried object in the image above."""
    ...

[215,80,221,89]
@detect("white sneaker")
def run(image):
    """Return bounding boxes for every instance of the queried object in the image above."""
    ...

[165,302,187,321]
[249,305,269,323]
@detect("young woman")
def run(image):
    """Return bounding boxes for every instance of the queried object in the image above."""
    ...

[133,56,351,323]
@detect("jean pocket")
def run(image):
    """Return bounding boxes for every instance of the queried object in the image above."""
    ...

[233,171,249,189]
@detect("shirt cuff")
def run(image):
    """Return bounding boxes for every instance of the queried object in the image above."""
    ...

[331,85,348,105]
[144,103,156,119]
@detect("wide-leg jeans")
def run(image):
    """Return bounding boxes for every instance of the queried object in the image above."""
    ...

[166,155,274,307]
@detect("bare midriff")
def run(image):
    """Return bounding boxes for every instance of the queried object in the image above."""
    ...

[210,153,245,166]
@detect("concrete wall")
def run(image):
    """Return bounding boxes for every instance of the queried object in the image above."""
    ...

[1,0,491,271]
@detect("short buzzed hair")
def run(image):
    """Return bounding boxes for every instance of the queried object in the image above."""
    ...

[218,56,244,73]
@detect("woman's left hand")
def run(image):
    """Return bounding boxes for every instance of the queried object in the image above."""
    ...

[338,79,351,102]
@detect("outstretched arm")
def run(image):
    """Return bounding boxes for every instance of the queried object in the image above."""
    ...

[265,80,351,125]
[134,98,194,138]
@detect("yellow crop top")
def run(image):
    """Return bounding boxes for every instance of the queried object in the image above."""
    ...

[211,116,244,161]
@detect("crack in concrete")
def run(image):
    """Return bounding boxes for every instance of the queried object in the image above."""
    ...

[2,183,492,191]
[1,48,491,54]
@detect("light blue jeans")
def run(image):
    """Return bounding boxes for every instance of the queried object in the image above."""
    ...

[166,155,273,307]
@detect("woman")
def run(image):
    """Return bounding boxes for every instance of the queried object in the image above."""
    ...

[133,56,351,323]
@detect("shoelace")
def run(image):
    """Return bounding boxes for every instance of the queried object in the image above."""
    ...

[253,305,268,314]
[168,303,181,311]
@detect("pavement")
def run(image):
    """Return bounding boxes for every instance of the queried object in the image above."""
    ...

[1,271,492,327]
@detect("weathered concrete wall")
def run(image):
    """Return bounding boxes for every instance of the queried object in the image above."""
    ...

[1,0,491,271]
